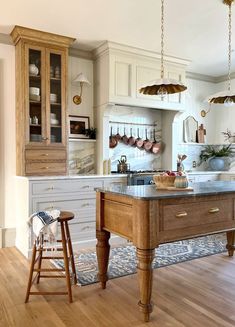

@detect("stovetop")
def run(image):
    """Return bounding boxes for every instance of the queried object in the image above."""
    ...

[111,170,165,175]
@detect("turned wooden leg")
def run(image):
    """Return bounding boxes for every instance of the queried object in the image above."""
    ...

[25,241,37,303]
[36,234,43,284]
[65,221,77,285]
[226,231,235,257]
[136,248,155,322]
[96,230,110,289]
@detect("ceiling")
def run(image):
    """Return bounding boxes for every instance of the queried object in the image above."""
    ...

[1,0,235,77]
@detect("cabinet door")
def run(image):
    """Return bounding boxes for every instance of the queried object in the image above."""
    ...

[26,44,46,145]
[46,48,66,146]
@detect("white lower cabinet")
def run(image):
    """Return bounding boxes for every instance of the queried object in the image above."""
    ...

[220,173,235,181]
[15,176,127,258]
[188,173,219,183]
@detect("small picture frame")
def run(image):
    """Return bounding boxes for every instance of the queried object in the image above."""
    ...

[69,115,90,139]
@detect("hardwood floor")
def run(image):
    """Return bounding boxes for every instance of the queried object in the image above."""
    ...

[0,247,235,327]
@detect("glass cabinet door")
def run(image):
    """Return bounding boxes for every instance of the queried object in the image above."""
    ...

[48,50,64,145]
[27,46,45,144]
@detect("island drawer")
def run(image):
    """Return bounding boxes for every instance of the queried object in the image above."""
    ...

[160,198,234,232]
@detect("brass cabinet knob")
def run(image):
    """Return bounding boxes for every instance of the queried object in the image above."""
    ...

[209,207,220,213]
[175,211,188,218]
[42,137,48,141]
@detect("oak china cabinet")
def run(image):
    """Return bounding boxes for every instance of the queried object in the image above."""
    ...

[11,26,75,175]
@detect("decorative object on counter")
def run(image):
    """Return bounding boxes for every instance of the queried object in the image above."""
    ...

[196,124,206,143]
[222,129,235,143]
[29,63,39,76]
[199,144,232,170]
[183,116,198,143]
[72,72,91,105]
[117,155,130,173]
[139,0,187,97]
[153,170,189,190]
[205,0,235,106]
[177,154,187,172]
[174,175,189,189]
[85,127,97,139]
[69,115,90,139]
[109,126,118,148]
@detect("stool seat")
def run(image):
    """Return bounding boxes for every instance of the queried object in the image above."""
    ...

[58,211,74,222]
[25,210,77,303]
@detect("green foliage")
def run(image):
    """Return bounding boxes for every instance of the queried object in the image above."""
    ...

[199,144,232,165]
[85,127,97,139]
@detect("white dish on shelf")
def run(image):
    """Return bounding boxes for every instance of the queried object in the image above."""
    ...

[50,93,57,103]
[29,87,40,95]
[29,94,41,101]
[51,119,59,125]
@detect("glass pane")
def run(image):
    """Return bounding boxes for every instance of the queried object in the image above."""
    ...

[50,53,62,143]
[29,49,42,142]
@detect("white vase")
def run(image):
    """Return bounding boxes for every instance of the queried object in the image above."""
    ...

[29,64,39,76]
[208,157,225,171]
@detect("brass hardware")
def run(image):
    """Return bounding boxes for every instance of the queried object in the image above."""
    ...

[82,203,90,207]
[223,0,234,6]
[41,153,49,156]
[48,186,54,190]
[73,95,82,105]
[175,211,188,218]
[42,166,49,169]
[42,137,48,141]
[209,207,220,213]
[82,185,90,189]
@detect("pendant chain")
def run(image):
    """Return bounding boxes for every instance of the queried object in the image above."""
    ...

[228,3,232,91]
[160,0,164,79]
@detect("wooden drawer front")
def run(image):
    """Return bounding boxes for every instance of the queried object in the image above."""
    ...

[26,149,66,161]
[31,179,103,195]
[162,198,234,232]
[32,198,96,223]
[26,162,66,175]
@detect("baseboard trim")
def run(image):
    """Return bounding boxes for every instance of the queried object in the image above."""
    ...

[1,227,16,247]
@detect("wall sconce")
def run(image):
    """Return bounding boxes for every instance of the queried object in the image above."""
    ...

[72,73,91,105]
[200,104,211,117]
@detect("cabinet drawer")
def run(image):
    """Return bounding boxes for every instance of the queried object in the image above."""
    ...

[26,162,66,175]
[33,198,96,223]
[104,178,127,187]
[58,221,96,243]
[31,179,103,195]
[26,149,66,161]
[161,198,234,232]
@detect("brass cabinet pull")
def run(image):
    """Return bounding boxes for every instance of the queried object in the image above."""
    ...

[175,211,188,218]
[82,185,90,189]
[209,207,220,213]
[42,166,49,169]
[41,153,49,156]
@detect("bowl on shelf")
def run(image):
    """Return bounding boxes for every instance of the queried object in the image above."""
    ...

[29,87,40,95]
[50,93,57,103]
[153,175,176,188]
[50,118,59,125]
[29,94,40,102]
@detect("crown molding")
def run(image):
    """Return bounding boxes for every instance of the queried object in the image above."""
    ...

[186,71,216,83]
[69,47,93,60]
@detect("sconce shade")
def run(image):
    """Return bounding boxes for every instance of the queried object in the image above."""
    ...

[139,78,187,95]
[73,73,91,85]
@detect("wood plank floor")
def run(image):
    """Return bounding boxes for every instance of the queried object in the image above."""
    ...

[1,247,235,327]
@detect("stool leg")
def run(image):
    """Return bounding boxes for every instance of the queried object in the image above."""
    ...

[36,234,43,284]
[25,241,37,303]
[65,221,77,284]
[60,221,73,303]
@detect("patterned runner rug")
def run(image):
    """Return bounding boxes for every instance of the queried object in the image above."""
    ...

[51,233,227,286]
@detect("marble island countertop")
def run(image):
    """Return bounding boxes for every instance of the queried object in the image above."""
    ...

[96,181,235,200]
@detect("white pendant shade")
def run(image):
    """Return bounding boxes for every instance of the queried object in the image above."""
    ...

[73,73,91,85]
[139,78,187,95]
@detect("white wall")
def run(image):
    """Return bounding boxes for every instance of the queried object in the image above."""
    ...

[0,44,16,240]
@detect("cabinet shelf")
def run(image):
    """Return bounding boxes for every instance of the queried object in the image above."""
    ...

[51,125,61,128]
[29,75,41,79]
[50,77,61,82]
[30,124,41,127]
[50,103,61,106]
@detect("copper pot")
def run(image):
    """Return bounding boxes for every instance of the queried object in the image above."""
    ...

[109,126,118,148]
[142,129,152,152]
[128,128,136,146]
[121,127,129,145]
[115,127,122,142]
[151,129,161,154]
[135,128,144,149]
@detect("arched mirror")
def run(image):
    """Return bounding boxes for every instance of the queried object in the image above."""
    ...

[183,116,198,143]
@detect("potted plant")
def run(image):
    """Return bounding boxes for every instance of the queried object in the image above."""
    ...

[221,129,235,143]
[85,127,97,139]
[199,144,232,171]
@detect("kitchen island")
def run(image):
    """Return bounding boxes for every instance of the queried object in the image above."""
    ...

[96,181,235,322]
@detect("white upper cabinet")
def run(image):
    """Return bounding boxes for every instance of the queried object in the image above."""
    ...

[94,42,189,111]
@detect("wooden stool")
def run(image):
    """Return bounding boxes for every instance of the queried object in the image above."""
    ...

[25,211,77,303]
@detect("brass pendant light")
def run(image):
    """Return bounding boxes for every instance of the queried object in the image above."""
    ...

[139,0,187,97]
[206,0,235,106]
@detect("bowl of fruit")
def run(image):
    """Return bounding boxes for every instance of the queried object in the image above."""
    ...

[153,171,183,189]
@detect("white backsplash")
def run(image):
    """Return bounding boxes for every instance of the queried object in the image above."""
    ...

[69,141,95,174]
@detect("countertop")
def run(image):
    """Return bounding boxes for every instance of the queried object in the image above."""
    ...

[96,181,235,200]
[15,174,127,181]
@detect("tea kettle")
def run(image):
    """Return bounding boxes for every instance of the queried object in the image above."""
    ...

[117,155,130,173]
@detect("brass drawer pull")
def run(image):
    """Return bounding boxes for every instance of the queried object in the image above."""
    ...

[42,166,49,170]
[209,207,220,213]
[41,153,49,156]
[48,186,54,191]
[82,185,90,189]
[175,211,188,218]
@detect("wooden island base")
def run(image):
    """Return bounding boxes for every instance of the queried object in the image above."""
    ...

[96,183,235,322]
